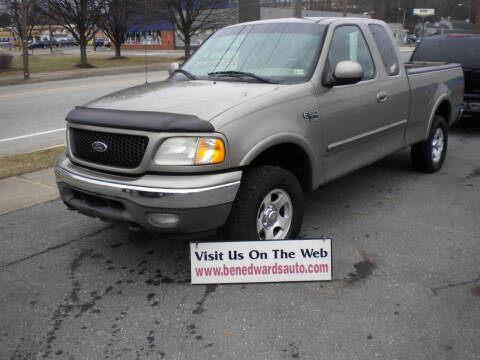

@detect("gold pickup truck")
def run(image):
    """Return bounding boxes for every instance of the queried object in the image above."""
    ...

[55,18,464,240]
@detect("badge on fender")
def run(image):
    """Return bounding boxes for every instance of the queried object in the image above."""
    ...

[303,110,319,122]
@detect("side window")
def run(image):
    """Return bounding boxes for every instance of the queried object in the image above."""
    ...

[369,24,400,76]
[327,25,375,80]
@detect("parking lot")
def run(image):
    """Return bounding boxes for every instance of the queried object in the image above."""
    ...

[0,118,479,359]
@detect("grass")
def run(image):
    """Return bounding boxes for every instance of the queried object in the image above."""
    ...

[1,54,175,77]
[0,146,65,179]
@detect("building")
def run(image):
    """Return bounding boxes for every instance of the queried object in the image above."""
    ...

[260,6,371,20]
[120,18,175,51]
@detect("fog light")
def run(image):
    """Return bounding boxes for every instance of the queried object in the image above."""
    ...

[147,213,180,228]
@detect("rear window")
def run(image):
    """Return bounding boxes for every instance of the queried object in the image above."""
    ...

[411,36,480,68]
[368,24,400,76]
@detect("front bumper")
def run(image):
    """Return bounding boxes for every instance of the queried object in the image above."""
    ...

[55,155,241,233]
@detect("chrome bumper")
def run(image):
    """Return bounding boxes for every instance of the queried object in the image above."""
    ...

[55,155,241,233]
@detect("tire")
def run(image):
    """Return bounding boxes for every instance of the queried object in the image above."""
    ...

[411,115,448,173]
[224,165,304,241]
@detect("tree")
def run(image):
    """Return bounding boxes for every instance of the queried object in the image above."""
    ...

[40,0,104,67]
[101,0,137,58]
[0,0,42,45]
[155,0,237,57]
[0,12,11,27]
[239,0,259,22]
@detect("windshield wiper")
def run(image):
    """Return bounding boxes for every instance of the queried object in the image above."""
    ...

[172,69,196,80]
[208,71,275,84]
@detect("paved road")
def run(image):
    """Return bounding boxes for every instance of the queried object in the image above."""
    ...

[0,119,479,359]
[0,71,168,158]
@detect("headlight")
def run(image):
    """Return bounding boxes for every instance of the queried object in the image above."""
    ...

[154,137,225,166]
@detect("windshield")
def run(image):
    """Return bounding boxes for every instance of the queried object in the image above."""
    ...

[181,22,326,83]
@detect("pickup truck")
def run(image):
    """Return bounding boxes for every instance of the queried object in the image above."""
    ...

[409,33,480,118]
[55,18,464,240]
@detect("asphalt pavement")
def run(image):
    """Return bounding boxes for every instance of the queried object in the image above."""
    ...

[0,70,168,158]
[0,118,479,360]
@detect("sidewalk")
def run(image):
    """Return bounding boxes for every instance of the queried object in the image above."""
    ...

[0,62,172,87]
[399,46,415,52]
[0,168,59,215]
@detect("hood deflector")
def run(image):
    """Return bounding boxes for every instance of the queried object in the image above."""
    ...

[66,106,215,132]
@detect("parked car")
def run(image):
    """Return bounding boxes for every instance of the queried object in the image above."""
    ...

[55,18,464,240]
[27,40,48,49]
[410,33,480,118]
[88,38,105,47]
[406,34,418,44]
[59,38,78,47]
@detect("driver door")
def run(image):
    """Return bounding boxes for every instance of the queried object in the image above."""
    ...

[320,24,406,181]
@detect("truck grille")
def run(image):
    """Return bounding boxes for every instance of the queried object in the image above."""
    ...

[70,128,149,169]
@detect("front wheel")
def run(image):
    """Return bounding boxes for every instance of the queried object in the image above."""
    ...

[411,115,448,173]
[224,166,304,241]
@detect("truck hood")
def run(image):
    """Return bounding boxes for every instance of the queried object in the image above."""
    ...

[85,79,280,121]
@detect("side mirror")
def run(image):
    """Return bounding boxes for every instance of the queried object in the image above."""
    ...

[168,62,180,77]
[324,61,363,87]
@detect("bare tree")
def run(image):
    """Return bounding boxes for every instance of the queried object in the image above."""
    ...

[155,0,238,57]
[0,0,42,45]
[101,0,137,58]
[239,0,259,22]
[0,9,11,27]
[40,0,104,67]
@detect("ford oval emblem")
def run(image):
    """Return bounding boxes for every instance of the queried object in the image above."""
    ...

[92,141,108,153]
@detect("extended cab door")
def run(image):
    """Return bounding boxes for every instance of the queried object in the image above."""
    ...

[318,22,410,181]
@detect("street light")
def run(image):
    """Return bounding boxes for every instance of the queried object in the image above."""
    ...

[455,2,471,21]
[398,7,407,27]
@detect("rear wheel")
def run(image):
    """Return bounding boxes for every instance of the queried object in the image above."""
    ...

[224,166,304,240]
[411,115,448,173]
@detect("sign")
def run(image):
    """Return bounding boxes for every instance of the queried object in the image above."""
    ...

[349,31,358,62]
[413,8,435,17]
[190,239,332,284]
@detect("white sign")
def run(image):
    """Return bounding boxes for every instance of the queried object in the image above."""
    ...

[413,8,435,17]
[190,239,332,284]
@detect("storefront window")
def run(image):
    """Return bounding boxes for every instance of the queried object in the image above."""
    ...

[124,31,163,45]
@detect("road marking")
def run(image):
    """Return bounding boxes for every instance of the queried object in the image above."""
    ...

[0,75,165,99]
[0,128,65,143]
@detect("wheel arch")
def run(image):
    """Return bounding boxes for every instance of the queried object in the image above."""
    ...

[425,96,452,137]
[239,133,317,192]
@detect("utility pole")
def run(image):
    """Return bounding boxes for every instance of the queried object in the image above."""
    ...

[293,0,302,18]
[343,0,348,17]
[49,24,53,54]
[478,0,480,32]
[21,0,29,80]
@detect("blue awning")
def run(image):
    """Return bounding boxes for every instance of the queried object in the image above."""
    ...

[128,18,174,32]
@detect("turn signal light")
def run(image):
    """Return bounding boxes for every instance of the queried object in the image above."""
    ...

[195,138,225,165]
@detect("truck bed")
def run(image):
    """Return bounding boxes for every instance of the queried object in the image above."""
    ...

[404,62,464,146]
[405,61,458,73]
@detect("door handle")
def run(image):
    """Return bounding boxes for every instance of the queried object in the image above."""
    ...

[376,91,389,103]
